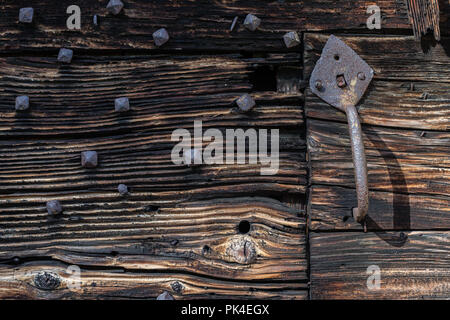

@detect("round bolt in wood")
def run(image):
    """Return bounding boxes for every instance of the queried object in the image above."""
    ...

[118,184,128,195]
[46,200,63,215]
[236,93,256,112]
[19,7,34,23]
[156,291,175,300]
[15,95,29,111]
[106,0,124,15]
[314,80,323,91]
[153,28,170,47]
[283,31,300,48]
[183,148,202,166]
[114,97,130,112]
[243,14,261,31]
[81,151,98,168]
[57,48,73,64]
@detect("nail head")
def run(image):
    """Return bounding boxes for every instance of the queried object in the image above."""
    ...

[243,14,261,31]
[107,0,124,15]
[115,97,130,112]
[15,95,30,111]
[57,48,73,64]
[46,200,63,215]
[283,31,300,48]
[153,28,170,47]
[236,93,256,112]
[19,7,34,23]
[81,151,98,168]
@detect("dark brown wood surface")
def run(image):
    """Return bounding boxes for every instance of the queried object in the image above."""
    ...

[1,1,449,300]
[0,0,414,51]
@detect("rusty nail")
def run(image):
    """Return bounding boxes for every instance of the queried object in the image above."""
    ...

[15,95,30,111]
[314,80,323,91]
[118,184,128,195]
[153,28,170,47]
[57,48,73,63]
[243,14,261,31]
[357,72,366,81]
[409,83,415,91]
[19,7,34,23]
[283,31,300,48]
[106,0,124,15]
[184,148,202,166]
[46,200,63,215]
[230,16,238,32]
[81,151,98,168]
[236,93,256,112]
[115,97,130,112]
[157,291,175,300]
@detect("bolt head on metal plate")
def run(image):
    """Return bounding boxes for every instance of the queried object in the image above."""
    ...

[19,7,34,23]
[57,48,73,63]
[153,28,170,47]
[309,35,373,111]
[107,0,124,15]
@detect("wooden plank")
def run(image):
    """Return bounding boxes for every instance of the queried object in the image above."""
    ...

[0,53,302,138]
[307,119,450,196]
[0,263,308,299]
[310,231,450,299]
[0,131,306,194]
[304,34,450,130]
[0,0,413,52]
[309,185,450,231]
[0,196,307,298]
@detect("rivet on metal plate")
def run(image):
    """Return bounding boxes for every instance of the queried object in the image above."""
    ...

[309,35,374,223]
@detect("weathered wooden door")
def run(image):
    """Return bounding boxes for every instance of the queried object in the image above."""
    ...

[0,0,448,299]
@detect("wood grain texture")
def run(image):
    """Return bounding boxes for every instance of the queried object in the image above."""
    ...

[0,0,413,52]
[0,196,306,278]
[309,185,450,231]
[310,231,450,299]
[304,34,450,130]
[0,53,302,138]
[307,119,450,196]
[0,264,308,300]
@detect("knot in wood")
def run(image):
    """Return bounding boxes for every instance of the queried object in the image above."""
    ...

[226,237,257,264]
[34,272,61,291]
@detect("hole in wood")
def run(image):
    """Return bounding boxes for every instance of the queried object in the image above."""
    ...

[249,65,277,91]
[238,220,251,234]
[334,54,340,61]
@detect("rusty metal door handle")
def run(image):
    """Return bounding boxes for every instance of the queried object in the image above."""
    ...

[345,105,368,222]
[310,35,374,223]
